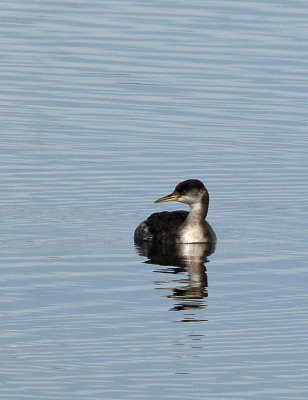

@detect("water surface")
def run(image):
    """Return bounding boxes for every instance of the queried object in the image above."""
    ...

[0,0,308,399]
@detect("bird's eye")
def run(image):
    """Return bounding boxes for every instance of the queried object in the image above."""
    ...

[181,190,186,195]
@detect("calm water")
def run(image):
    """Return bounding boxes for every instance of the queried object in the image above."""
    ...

[1,0,308,399]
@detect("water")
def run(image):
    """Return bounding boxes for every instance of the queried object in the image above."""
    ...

[1,0,308,398]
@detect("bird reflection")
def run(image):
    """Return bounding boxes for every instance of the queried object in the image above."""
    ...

[134,240,216,312]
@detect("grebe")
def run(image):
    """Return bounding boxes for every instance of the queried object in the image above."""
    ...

[134,179,216,244]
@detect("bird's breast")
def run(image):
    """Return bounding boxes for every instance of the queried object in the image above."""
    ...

[178,225,207,243]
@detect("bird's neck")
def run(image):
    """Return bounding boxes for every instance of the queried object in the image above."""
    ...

[187,198,208,222]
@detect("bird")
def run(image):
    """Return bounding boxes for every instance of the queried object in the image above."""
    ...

[134,179,216,244]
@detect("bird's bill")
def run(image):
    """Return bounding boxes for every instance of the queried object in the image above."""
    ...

[154,192,180,203]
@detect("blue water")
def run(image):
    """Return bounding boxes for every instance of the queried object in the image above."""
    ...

[0,0,308,399]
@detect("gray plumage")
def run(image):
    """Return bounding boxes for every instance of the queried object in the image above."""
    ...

[134,179,216,244]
